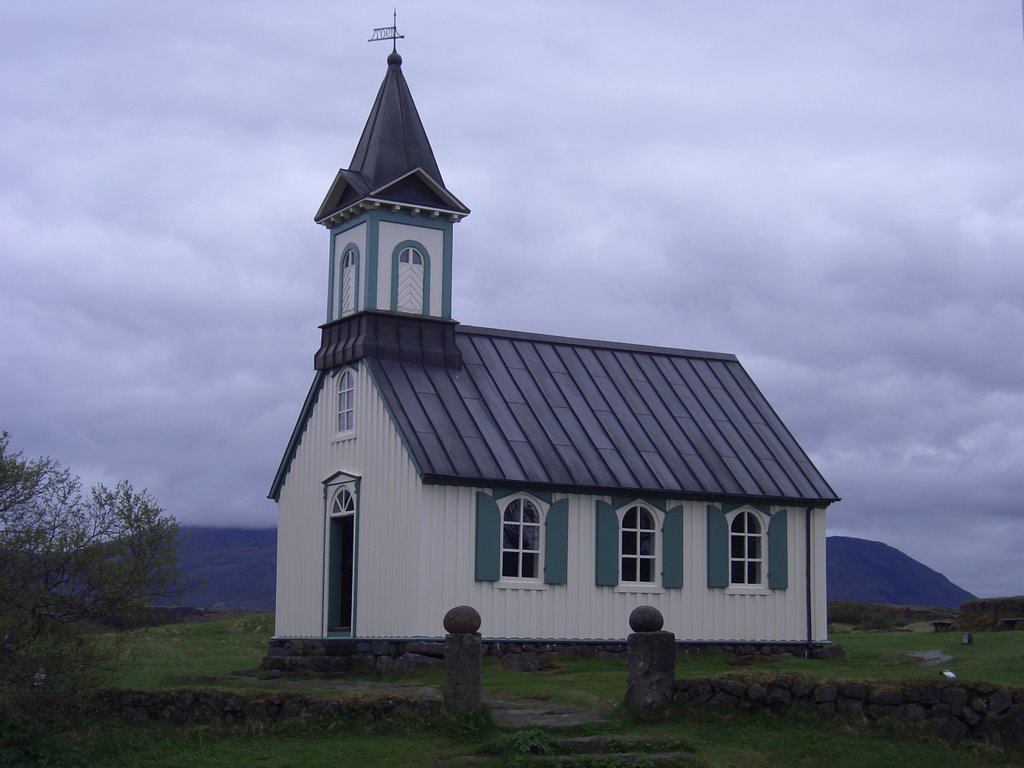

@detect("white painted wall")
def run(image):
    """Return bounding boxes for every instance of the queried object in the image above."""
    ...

[275,366,829,643]
[376,220,444,315]
[332,223,367,319]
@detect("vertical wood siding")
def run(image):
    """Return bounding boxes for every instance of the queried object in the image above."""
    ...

[275,368,828,642]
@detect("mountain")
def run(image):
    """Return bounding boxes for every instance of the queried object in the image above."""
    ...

[170,528,975,611]
[175,526,276,611]
[827,536,975,608]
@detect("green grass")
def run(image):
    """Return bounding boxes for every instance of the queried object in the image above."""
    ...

[104,614,275,688]
[42,618,1019,767]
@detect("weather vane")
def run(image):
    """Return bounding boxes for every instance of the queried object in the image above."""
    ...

[368,9,404,53]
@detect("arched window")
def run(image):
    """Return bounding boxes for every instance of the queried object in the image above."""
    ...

[730,510,763,586]
[501,497,541,579]
[332,487,356,517]
[621,505,657,584]
[341,248,357,315]
[337,370,355,434]
[396,246,424,313]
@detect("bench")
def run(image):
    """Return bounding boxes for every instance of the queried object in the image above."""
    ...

[998,617,1023,630]
[932,620,954,633]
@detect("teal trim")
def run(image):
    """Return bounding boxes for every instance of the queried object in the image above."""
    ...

[474,491,500,582]
[768,509,789,589]
[389,239,431,315]
[268,371,326,501]
[326,230,337,323]
[544,499,569,585]
[723,501,770,516]
[493,488,553,505]
[338,242,362,317]
[706,505,729,588]
[595,500,619,586]
[442,226,453,318]
[354,209,454,317]
[365,217,379,310]
[612,496,667,513]
[662,505,684,588]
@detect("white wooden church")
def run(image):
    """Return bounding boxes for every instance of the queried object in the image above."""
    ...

[270,48,839,648]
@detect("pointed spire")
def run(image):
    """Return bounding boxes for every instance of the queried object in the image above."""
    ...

[348,51,444,190]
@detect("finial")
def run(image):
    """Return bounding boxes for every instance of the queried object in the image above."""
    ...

[368,9,404,61]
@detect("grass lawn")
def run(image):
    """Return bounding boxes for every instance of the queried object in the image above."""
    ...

[35,616,1016,767]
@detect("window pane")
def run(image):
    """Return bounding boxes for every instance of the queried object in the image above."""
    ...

[502,552,519,577]
[522,501,539,523]
[522,524,539,551]
[748,537,761,558]
[622,558,637,582]
[731,562,745,584]
[504,500,521,522]
[623,507,637,528]
[503,524,519,549]
[639,509,654,530]
[622,531,637,555]
[731,535,744,558]
[639,559,653,582]
[748,562,761,584]
[639,532,654,555]
[521,553,538,578]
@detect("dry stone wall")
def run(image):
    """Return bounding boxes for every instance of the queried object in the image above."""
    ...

[675,676,1024,745]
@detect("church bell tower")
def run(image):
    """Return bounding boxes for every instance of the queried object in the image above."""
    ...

[314,49,469,326]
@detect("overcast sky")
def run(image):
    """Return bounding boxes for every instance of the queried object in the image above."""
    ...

[2,2,1022,598]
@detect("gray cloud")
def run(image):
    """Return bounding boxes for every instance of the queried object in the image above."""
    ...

[2,1,1021,598]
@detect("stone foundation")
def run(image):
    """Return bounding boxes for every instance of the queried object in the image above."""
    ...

[262,637,819,673]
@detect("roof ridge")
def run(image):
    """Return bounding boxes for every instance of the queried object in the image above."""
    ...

[455,324,739,362]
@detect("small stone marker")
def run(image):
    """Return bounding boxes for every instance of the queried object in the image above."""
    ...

[624,606,676,712]
[443,605,482,712]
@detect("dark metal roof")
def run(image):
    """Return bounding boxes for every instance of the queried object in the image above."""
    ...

[349,52,444,190]
[364,325,839,506]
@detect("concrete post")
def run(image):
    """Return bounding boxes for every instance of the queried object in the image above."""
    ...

[624,605,676,712]
[443,605,482,712]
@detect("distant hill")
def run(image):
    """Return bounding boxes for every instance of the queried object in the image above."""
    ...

[171,528,975,611]
[175,526,276,611]
[827,536,975,608]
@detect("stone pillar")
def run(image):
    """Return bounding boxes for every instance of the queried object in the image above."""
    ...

[624,605,676,712]
[443,605,482,712]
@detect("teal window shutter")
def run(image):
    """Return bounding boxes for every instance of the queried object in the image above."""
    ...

[662,505,684,588]
[706,505,728,588]
[474,491,500,582]
[595,500,619,586]
[544,499,569,585]
[768,509,789,589]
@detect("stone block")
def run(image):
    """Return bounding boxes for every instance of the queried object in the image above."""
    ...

[817,701,837,718]
[500,653,542,672]
[395,652,442,673]
[444,632,482,712]
[990,689,1013,716]
[868,689,902,706]
[940,686,969,707]
[934,716,969,744]
[814,684,837,703]
[405,641,446,658]
[905,703,927,723]
[709,691,739,709]
[625,630,677,711]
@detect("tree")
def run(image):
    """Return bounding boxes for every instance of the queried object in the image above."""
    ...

[0,431,187,698]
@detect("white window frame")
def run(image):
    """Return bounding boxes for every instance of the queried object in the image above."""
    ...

[397,246,424,314]
[726,507,767,590]
[498,494,546,585]
[334,368,356,439]
[618,503,660,589]
[341,248,357,316]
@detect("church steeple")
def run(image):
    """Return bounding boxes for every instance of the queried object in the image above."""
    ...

[316,49,468,326]
[348,50,445,191]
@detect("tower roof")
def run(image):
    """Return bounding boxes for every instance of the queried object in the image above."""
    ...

[350,51,444,189]
[315,51,469,225]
